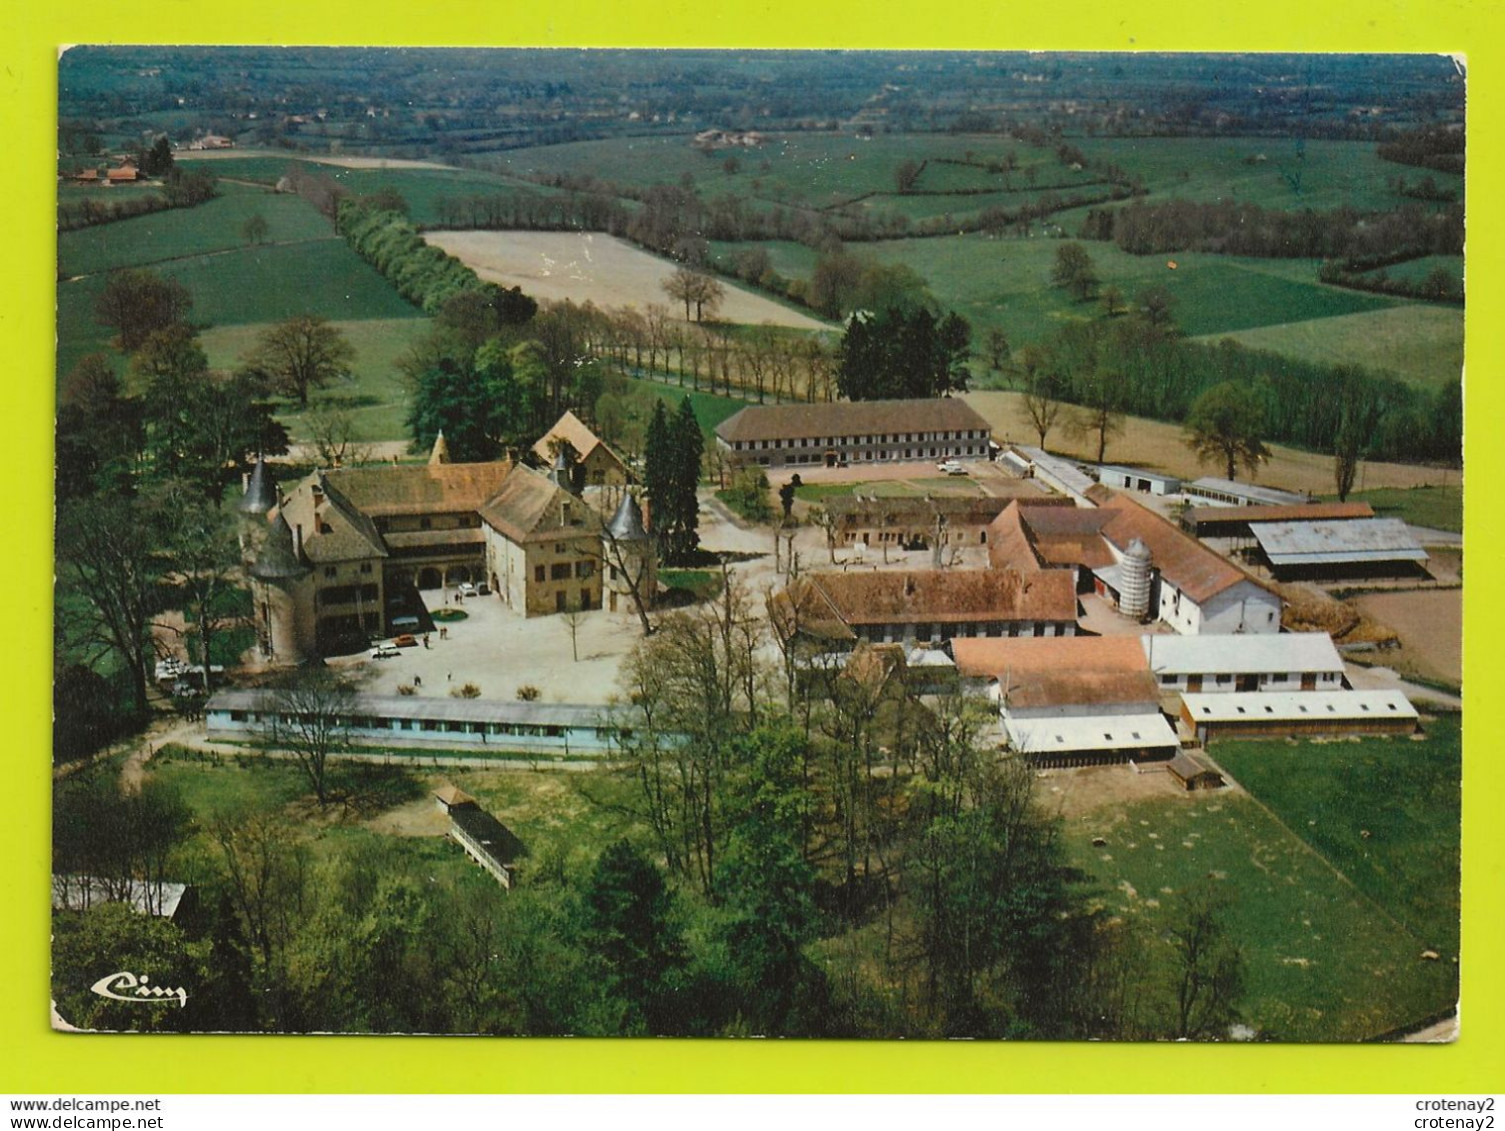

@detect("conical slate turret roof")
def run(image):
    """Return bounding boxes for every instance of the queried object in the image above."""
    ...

[249,513,311,581]
[606,492,649,542]
[237,456,278,516]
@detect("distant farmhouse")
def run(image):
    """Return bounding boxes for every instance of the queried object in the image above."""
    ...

[715,398,992,470]
[988,490,1283,635]
[239,438,654,661]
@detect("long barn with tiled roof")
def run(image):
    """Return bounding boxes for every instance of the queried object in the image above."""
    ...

[714,397,992,469]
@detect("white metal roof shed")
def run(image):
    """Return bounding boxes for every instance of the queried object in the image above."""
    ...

[1142,632,1345,676]
[1004,710,1179,755]
[1180,689,1418,723]
[1251,518,1429,566]
[1187,477,1309,507]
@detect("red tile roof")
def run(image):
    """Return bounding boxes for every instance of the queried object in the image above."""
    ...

[715,397,990,444]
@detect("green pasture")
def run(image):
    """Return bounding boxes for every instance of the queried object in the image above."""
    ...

[1328,485,1464,532]
[1061,785,1457,1041]
[59,188,336,278]
[57,238,422,383]
[1359,255,1465,289]
[857,235,1397,347]
[1078,136,1459,212]
[160,239,423,327]
[178,155,557,227]
[490,132,1074,208]
[1195,304,1464,390]
[199,317,433,443]
[1212,714,1461,955]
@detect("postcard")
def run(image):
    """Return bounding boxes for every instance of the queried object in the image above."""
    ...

[50,47,1462,1041]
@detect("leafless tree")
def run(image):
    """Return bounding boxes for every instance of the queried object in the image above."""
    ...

[305,396,373,468]
[258,668,356,805]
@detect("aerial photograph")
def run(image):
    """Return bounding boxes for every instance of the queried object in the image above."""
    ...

[51,47,1463,1040]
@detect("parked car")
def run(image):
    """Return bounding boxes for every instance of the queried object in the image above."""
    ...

[393,634,418,648]
[937,459,966,475]
[457,582,478,598]
[370,643,401,659]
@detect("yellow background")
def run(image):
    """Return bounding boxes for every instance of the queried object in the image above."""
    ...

[2,1,1499,1094]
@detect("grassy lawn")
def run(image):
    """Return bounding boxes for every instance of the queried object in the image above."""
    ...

[199,317,433,443]
[627,373,747,438]
[58,189,335,278]
[1325,484,1465,532]
[160,240,424,327]
[1211,714,1461,955]
[1060,785,1457,1040]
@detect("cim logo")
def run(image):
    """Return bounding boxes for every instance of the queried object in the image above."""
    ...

[89,971,188,1008]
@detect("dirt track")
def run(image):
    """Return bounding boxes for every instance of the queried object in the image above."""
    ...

[963,390,1443,495]
[423,229,831,331]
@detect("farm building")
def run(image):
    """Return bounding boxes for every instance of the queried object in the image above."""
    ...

[1179,689,1419,742]
[1007,446,1098,505]
[447,804,526,889]
[204,689,638,758]
[714,398,992,469]
[433,783,477,814]
[52,875,194,921]
[822,489,1061,551]
[950,636,1179,766]
[1096,464,1182,496]
[1185,477,1310,508]
[1181,501,1375,539]
[987,491,1283,635]
[532,410,631,489]
[1166,751,1225,791]
[1250,518,1430,580]
[770,568,1079,653]
[1142,632,1347,694]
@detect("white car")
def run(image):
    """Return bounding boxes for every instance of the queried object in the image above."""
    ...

[937,460,966,475]
[370,643,401,659]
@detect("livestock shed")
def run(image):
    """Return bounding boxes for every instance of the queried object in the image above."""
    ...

[951,636,1178,766]
[1180,689,1419,742]
[1185,477,1310,508]
[1166,751,1225,791]
[1142,632,1347,694]
[205,689,635,758]
[1250,518,1430,580]
[1180,501,1375,538]
[1008,446,1098,505]
[448,805,525,889]
[1095,464,1182,496]
[714,398,992,469]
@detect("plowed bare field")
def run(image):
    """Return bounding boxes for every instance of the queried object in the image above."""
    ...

[423,229,830,330]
